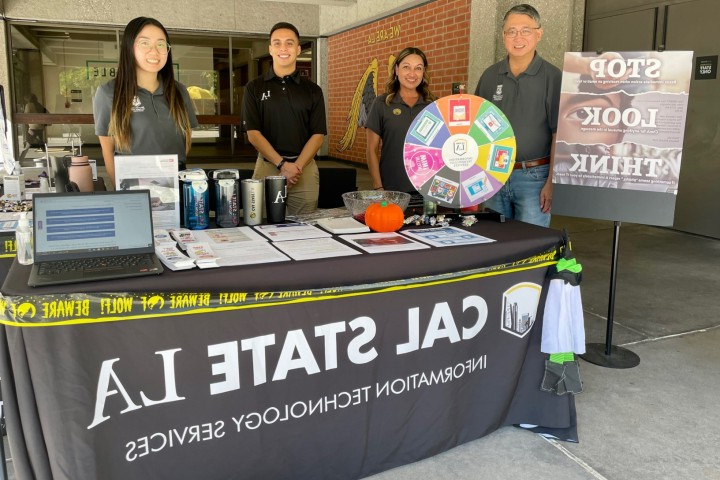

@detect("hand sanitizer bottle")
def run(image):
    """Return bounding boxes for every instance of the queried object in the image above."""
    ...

[15,212,34,265]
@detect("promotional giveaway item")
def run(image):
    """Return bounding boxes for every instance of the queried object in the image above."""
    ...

[68,155,94,192]
[264,175,287,224]
[403,94,517,209]
[212,169,240,228]
[241,179,263,226]
[15,211,33,265]
[179,169,209,230]
[66,141,94,192]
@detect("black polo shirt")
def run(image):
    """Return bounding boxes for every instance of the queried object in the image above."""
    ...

[366,93,431,193]
[242,69,327,157]
[474,54,561,162]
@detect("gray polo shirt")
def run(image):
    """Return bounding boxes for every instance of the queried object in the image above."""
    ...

[366,93,431,193]
[474,54,561,162]
[93,79,198,167]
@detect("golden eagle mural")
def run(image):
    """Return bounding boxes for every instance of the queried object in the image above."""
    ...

[337,55,396,152]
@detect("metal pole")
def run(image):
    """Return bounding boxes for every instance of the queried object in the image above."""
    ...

[605,221,621,355]
[579,221,640,368]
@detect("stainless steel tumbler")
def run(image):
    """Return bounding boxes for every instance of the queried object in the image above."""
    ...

[264,175,287,223]
[241,179,263,226]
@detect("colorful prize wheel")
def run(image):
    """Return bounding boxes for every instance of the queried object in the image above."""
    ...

[403,94,516,209]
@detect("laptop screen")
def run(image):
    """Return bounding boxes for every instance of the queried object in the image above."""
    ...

[32,190,156,262]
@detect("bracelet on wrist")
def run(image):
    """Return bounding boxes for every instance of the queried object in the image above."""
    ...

[276,159,287,170]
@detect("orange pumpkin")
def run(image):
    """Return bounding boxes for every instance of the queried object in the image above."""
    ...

[365,201,404,232]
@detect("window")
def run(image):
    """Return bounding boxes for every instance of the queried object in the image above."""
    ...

[9,23,315,162]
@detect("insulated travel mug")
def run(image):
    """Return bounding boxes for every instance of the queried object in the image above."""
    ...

[241,179,263,226]
[264,175,287,223]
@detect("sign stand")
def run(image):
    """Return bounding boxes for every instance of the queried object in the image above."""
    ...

[580,221,640,368]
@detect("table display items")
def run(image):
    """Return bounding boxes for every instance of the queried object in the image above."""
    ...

[341,190,411,224]
[15,211,33,265]
[241,179,263,226]
[185,243,220,269]
[264,175,287,223]
[179,169,209,230]
[212,169,240,228]
[155,243,196,271]
[316,216,369,234]
[67,142,94,192]
[68,155,93,192]
[364,201,404,232]
[403,94,516,209]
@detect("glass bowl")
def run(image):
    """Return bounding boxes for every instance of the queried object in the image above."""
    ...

[342,190,411,223]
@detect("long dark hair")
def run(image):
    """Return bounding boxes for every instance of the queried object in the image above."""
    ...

[385,47,436,105]
[110,16,192,154]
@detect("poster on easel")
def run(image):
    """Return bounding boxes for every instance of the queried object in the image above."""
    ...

[552,51,694,225]
[403,94,516,209]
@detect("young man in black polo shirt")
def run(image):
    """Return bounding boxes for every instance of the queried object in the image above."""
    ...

[242,22,327,215]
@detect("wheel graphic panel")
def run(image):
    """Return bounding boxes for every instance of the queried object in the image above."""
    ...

[404,94,516,208]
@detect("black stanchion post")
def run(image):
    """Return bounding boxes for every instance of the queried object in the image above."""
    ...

[580,221,641,368]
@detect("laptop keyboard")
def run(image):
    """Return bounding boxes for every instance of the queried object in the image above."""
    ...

[37,254,157,275]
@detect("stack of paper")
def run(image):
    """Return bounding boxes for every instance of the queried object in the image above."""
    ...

[316,216,370,234]
[153,229,176,246]
[185,242,220,269]
[169,229,198,250]
[155,244,196,271]
[254,223,331,242]
[189,227,290,266]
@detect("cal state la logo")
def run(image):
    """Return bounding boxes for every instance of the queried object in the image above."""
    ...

[131,95,145,112]
[493,84,503,101]
[500,282,541,338]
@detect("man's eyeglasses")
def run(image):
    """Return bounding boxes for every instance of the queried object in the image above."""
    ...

[503,27,540,38]
[136,40,170,55]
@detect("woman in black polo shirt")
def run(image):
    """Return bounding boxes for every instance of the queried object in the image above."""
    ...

[93,16,198,186]
[366,47,436,194]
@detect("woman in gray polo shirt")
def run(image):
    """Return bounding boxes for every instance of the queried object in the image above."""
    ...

[93,17,198,186]
[366,47,436,194]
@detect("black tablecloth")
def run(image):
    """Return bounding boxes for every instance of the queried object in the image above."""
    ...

[0,220,575,480]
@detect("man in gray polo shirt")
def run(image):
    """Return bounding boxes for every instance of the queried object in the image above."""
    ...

[475,4,561,227]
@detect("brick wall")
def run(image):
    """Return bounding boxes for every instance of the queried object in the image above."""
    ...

[328,0,471,165]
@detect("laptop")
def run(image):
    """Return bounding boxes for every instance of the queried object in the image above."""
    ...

[28,190,164,287]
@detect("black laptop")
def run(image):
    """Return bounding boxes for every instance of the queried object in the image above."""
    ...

[28,190,164,287]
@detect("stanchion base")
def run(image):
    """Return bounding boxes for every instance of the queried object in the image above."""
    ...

[580,343,640,369]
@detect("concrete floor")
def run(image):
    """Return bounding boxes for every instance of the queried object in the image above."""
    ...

[367,214,720,480]
[3,161,719,480]
[349,162,720,480]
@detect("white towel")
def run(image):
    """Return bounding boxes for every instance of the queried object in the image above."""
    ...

[541,279,586,354]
